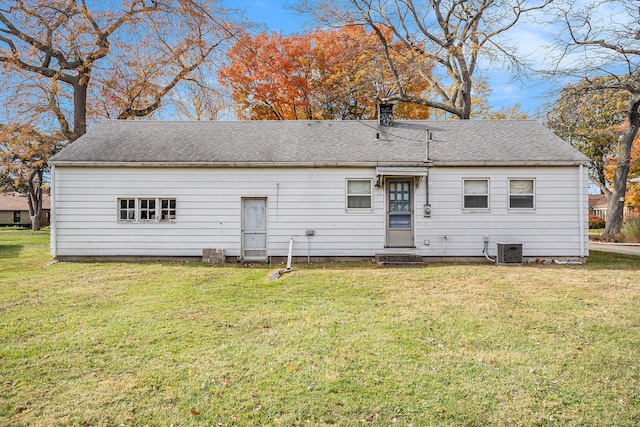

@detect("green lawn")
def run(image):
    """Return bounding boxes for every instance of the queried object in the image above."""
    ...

[1,231,639,426]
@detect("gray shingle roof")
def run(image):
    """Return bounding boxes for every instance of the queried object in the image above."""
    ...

[49,119,588,167]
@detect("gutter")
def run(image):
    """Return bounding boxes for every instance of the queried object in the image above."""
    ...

[579,164,586,258]
[49,160,590,168]
[432,160,590,167]
[48,161,430,168]
[50,166,57,259]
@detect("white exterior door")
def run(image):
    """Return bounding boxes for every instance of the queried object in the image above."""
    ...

[242,198,267,261]
[386,179,414,247]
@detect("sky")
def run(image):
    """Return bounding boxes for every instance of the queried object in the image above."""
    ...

[222,0,559,118]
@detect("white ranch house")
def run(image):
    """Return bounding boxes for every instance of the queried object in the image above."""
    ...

[49,114,589,264]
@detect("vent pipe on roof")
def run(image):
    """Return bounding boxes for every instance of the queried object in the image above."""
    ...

[378,103,393,127]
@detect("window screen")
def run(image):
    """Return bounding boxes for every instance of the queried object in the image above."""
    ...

[347,180,372,209]
[463,179,489,209]
[509,179,535,209]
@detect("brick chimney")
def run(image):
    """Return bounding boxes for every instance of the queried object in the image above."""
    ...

[378,103,393,127]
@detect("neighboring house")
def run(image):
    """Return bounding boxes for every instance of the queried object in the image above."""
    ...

[588,194,638,221]
[588,194,609,220]
[48,111,590,263]
[0,192,51,227]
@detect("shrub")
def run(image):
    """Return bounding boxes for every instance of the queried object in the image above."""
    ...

[621,216,640,243]
[588,215,606,229]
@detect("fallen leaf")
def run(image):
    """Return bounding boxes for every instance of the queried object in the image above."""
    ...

[191,409,200,415]
[164,386,172,391]
[286,365,297,371]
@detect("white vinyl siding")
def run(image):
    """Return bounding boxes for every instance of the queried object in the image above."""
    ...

[52,167,385,258]
[415,167,588,259]
[51,166,587,259]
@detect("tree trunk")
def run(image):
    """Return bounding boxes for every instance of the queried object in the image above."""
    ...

[27,169,43,231]
[459,78,472,120]
[73,76,89,140]
[30,210,41,231]
[603,95,640,237]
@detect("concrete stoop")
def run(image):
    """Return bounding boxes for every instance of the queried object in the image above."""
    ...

[375,253,425,267]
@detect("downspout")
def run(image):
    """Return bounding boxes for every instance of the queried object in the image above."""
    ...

[579,164,585,258]
[50,166,57,259]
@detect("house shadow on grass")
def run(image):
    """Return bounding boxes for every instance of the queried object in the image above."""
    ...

[586,251,640,271]
[0,244,23,259]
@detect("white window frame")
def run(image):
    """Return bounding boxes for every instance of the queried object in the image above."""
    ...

[139,198,157,221]
[117,197,177,223]
[160,198,177,221]
[508,178,535,210]
[345,179,373,212]
[118,198,136,222]
[462,178,490,210]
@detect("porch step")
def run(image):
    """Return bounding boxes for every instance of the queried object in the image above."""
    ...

[375,253,425,267]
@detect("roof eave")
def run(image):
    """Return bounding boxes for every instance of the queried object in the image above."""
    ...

[48,160,430,168]
[432,160,589,167]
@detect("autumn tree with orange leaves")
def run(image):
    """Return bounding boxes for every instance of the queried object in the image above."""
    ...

[0,0,236,228]
[0,124,63,230]
[547,78,640,217]
[218,26,432,120]
[295,0,551,120]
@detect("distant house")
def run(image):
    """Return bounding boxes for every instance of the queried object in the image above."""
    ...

[588,194,638,221]
[49,112,590,263]
[0,192,51,227]
[588,194,609,220]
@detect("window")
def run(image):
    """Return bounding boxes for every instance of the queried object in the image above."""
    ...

[118,197,176,222]
[463,179,489,209]
[509,179,535,209]
[13,211,20,223]
[139,199,156,220]
[160,198,176,221]
[119,199,136,221]
[346,179,372,210]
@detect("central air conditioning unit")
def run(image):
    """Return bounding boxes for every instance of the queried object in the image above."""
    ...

[496,242,523,265]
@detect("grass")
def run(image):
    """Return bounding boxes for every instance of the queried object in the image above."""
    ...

[1,231,640,426]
